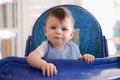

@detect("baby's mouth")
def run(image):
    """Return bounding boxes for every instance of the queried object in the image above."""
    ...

[55,37,62,40]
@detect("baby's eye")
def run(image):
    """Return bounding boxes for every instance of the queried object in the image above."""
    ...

[50,26,56,29]
[62,28,68,31]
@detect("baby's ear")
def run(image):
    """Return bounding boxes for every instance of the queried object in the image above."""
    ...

[44,26,47,35]
[70,30,76,39]
[72,30,76,36]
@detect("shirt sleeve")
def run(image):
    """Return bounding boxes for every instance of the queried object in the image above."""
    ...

[35,41,47,58]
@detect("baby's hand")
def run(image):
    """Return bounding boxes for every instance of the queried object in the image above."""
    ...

[41,63,57,76]
[79,54,95,64]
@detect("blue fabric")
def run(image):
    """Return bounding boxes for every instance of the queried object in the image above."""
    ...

[25,5,106,58]
[43,41,80,59]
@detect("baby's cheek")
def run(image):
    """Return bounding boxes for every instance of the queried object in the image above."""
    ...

[66,37,71,42]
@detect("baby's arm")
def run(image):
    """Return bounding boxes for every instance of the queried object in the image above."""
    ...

[26,50,57,76]
[78,54,95,64]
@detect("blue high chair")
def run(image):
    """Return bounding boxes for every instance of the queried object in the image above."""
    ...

[0,5,120,80]
[25,5,108,58]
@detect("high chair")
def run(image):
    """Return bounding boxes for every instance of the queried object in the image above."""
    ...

[0,5,120,80]
[25,5,108,58]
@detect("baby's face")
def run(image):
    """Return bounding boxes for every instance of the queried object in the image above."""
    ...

[44,15,74,49]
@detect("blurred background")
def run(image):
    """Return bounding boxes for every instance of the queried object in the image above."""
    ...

[0,0,120,58]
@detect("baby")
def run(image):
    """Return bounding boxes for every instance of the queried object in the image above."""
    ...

[27,7,95,76]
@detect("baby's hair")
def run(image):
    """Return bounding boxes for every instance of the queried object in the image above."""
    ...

[46,7,75,26]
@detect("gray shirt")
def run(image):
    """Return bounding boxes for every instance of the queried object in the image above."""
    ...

[36,40,81,59]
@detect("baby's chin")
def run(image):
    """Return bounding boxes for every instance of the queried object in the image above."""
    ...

[51,42,66,49]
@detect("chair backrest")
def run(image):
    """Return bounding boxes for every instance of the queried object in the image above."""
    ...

[25,5,107,58]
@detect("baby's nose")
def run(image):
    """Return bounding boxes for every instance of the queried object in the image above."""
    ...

[56,29,62,35]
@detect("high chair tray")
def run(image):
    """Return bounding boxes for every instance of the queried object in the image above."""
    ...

[0,56,120,80]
